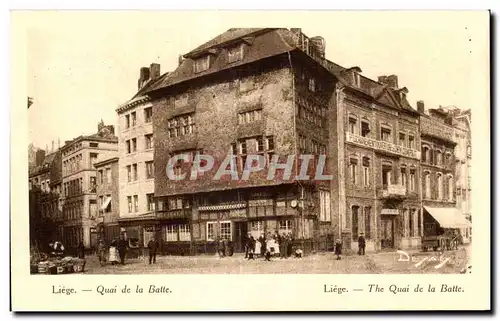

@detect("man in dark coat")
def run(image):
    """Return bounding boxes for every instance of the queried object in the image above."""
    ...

[217,237,225,258]
[335,239,342,260]
[244,233,251,259]
[147,236,159,264]
[358,233,366,255]
[77,241,85,259]
[117,235,128,265]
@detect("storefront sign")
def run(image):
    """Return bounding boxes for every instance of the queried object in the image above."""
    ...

[346,132,420,160]
[144,225,162,232]
[381,209,399,215]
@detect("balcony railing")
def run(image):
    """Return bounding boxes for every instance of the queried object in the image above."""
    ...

[346,132,421,160]
[382,184,407,198]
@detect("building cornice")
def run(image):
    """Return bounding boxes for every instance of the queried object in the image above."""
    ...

[116,96,151,114]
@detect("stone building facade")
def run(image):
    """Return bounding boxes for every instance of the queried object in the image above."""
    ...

[60,122,118,250]
[94,156,120,243]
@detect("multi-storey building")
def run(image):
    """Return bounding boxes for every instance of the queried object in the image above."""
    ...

[94,156,120,243]
[116,64,160,251]
[60,121,118,250]
[341,74,422,252]
[418,104,469,240]
[29,148,62,244]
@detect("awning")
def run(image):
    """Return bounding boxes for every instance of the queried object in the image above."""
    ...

[424,206,471,228]
[100,197,112,211]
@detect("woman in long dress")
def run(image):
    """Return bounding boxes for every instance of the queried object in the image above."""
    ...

[254,238,261,256]
[108,240,120,265]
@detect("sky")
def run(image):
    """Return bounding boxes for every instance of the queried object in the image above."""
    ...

[26,11,489,150]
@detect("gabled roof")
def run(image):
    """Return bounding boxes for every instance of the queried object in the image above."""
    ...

[144,28,297,94]
[184,28,266,58]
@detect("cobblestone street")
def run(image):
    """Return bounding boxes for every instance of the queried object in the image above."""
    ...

[82,244,471,275]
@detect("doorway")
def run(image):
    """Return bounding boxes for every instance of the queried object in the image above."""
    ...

[381,216,395,249]
[234,221,248,253]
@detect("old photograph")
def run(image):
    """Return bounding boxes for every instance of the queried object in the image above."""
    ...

[25,12,482,277]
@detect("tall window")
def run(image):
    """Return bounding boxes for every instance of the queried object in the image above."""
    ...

[417,210,422,237]
[146,161,154,179]
[207,222,216,241]
[437,173,443,200]
[425,172,431,198]
[382,166,392,187]
[364,207,371,239]
[319,190,331,222]
[409,169,416,191]
[127,196,132,213]
[125,114,130,129]
[348,117,357,134]
[131,138,137,153]
[147,193,155,212]
[349,158,358,184]
[98,170,104,184]
[403,209,409,237]
[362,157,370,186]
[144,107,153,123]
[131,112,137,127]
[127,165,132,182]
[165,225,178,242]
[436,151,443,166]
[145,134,154,150]
[399,133,406,146]
[133,195,139,212]
[126,140,131,154]
[227,44,244,63]
[238,109,262,125]
[133,164,138,181]
[381,127,392,142]
[422,146,429,163]
[361,121,370,137]
[400,167,407,188]
[308,78,316,92]
[408,135,415,149]
[352,206,359,241]
[179,224,191,241]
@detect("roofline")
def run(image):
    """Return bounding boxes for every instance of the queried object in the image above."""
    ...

[94,156,119,168]
[116,96,151,114]
[183,28,275,59]
[61,136,118,151]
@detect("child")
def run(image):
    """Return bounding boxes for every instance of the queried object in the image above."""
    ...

[294,248,303,258]
[108,239,120,265]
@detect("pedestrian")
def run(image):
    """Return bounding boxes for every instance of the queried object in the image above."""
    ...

[287,233,294,258]
[258,234,266,259]
[358,233,366,255]
[250,235,256,254]
[97,239,106,266]
[280,233,287,259]
[217,237,225,258]
[147,236,159,264]
[108,240,120,265]
[117,235,128,265]
[77,241,85,259]
[244,233,251,259]
[334,239,342,260]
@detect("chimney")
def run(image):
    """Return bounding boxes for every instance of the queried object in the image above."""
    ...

[35,149,46,167]
[137,67,151,90]
[51,141,55,153]
[150,63,161,79]
[310,36,326,59]
[417,100,425,114]
[58,138,60,149]
[178,55,184,67]
[378,74,399,89]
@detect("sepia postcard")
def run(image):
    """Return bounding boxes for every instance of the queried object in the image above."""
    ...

[10,10,491,312]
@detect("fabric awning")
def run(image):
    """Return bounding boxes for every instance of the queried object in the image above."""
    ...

[100,197,112,211]
[424,206,471,228]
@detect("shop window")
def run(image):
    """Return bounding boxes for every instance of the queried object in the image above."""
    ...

[207,222,216,241]
[179,224,191,241]
[279,220,293,235]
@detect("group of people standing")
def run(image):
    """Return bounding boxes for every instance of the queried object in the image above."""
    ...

[245,232,294,261]
[97,235,128,266]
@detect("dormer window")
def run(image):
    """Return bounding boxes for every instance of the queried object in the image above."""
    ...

[353,72,361,87]
[194,55,211,73]
[227,44,244,63]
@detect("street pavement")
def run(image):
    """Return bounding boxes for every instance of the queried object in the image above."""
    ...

[82,244,471,274]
